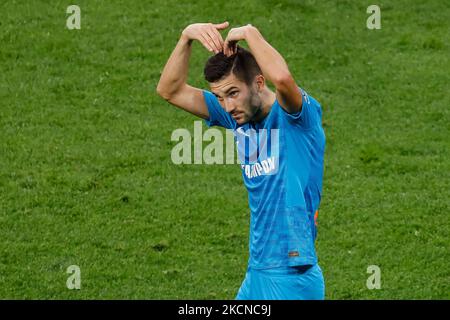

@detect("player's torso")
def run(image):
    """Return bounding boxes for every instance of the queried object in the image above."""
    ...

[233,101,325,213]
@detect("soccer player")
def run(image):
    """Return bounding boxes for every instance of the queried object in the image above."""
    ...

[156,22,326,300]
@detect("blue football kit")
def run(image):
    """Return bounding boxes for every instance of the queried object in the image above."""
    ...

[203,86,326,300]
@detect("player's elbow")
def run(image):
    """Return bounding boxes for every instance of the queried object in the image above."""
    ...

[272,72,294,88]
[156,83,173,101]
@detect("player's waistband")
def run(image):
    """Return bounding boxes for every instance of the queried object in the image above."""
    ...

[250,264,314,276]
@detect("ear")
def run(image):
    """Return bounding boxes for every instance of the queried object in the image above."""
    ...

[254,74,265,92]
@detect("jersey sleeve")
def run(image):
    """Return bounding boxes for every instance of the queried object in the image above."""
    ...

[202,90,236,129]
[281,87,322,129]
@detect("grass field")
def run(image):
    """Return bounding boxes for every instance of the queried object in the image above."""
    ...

[0,0,449,299]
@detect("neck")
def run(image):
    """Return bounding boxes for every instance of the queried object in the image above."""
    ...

[252,87,276,123]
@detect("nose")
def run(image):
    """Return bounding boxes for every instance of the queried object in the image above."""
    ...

[224,99,236,114]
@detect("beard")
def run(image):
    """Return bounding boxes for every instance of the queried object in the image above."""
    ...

[247,87,263,122]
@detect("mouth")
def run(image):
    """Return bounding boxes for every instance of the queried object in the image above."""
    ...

[231,112,242,120]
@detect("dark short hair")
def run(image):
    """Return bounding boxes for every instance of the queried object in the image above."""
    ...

[204,46,262,85]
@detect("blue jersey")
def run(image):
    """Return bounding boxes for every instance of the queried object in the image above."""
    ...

[203,87,326,269]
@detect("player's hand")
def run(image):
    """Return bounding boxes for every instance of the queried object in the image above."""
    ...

[223,24,252,57]
[182,22,229,54]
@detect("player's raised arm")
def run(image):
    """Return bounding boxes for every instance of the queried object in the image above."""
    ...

[156,22,229,119]
[223,25,302,114]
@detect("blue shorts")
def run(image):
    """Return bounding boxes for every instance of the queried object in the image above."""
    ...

[235,264,325,300]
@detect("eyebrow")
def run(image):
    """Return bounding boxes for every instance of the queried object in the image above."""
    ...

[225,86,239,93]
[213,86,239,97]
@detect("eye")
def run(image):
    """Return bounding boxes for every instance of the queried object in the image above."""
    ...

[229,91,238,97]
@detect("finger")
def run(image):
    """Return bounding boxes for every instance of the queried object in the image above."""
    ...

[224,39,235,57]
[199,34,214,53]
[205,30,222,53]
[223,40,230,56]
[227,44,235,56]
[205,28,222,53]
[233,42,237,54]
[211,27,224,49]
[213,21,229,30]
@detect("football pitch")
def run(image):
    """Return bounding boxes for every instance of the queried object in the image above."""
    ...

[0,0,448,299]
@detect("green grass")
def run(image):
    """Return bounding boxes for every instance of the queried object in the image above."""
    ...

[0,0,449,299]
